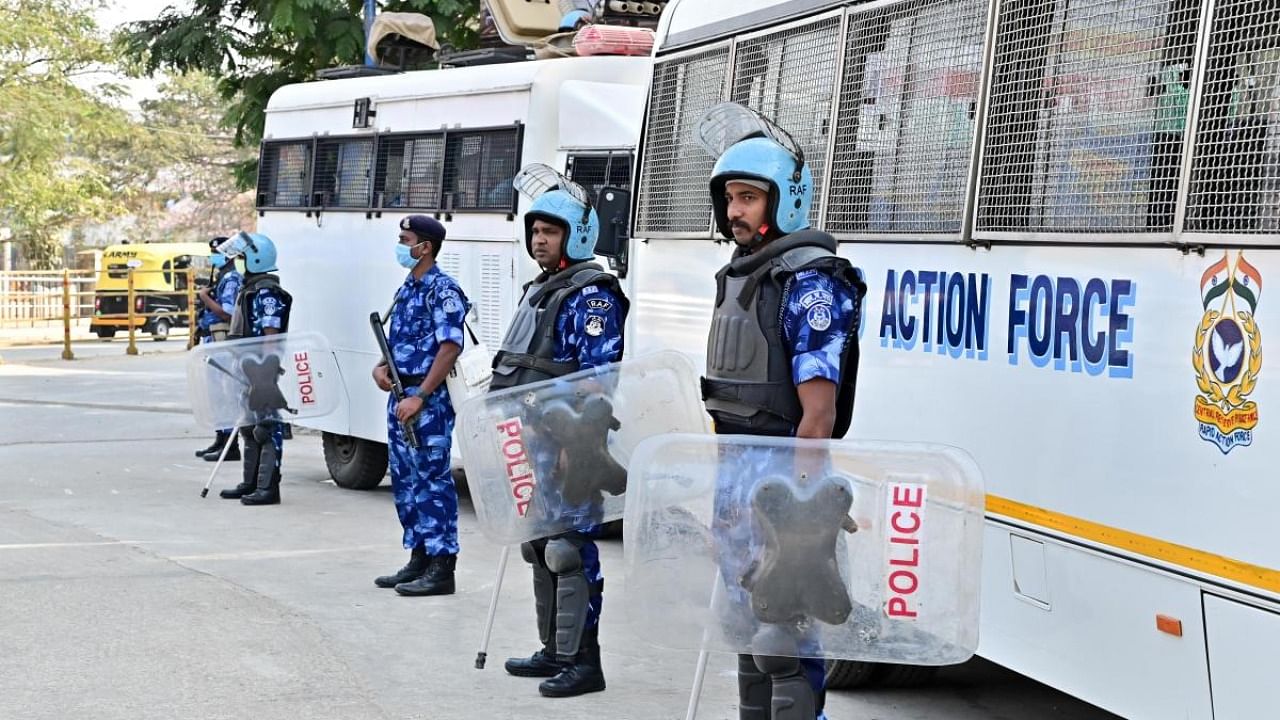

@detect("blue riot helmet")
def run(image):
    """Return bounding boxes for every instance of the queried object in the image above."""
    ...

[699,102,813,240]
[217,231,278,273]
[558,0,593,30]
[513,163,600,262]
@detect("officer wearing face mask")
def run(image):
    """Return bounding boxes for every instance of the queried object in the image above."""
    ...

[194,236,243,462]
[372,215,470,597]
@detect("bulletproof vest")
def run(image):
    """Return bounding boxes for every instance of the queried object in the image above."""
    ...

[229,273,292,339]
[490,262,628,391]
[703,230,864,438]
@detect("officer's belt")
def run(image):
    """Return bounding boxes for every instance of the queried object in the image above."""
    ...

[400,374,427,387]
[496,352,578,378]
[700,377,803,425]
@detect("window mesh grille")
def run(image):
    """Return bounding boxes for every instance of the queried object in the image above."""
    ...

[976,0,1201,232]
[374,134,446,209]
[566,154,634,204]
[826,0,988,234]
[313,139,374,208]
[442,128,521,211]
[1186,0,1280,233]
[257,141,312,208]
[732,15,844,227]
[635,46,731,235]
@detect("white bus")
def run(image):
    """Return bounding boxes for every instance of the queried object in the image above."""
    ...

[255,55,649,489]
[625,0,1278,716]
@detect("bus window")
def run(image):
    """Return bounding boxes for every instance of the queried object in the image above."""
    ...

[566,153,633,204]
[162,260,173,287]
[441,127,521,211]
[374,133,446,209]
[314,138,375,207]
[731,13,843,228]
[976,0,1202,234]
[1187,0,1280,234]
[827,0,987,235]
[257,140,313,207]
[634,44,731,236]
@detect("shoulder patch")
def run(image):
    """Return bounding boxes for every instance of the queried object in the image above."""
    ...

[798,288,834,309]
[584,314,606,337]
[585,297,613,312]
[581,285,598,296]
[806,304,833,332]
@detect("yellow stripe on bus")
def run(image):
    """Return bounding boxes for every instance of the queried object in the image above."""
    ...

[986,494,1280,596]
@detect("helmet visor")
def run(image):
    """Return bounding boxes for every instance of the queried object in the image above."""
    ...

[513,163,592,207]
[215,232,254,259]
[696,102,804,165]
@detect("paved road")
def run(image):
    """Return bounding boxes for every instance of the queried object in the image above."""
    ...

[0,350,1120,720]
[0,337,190,364]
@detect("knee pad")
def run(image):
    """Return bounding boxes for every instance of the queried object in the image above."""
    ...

[520,541,538,565]
[252,422,273,443]
[544,538,583,574]
[753,653,800,676]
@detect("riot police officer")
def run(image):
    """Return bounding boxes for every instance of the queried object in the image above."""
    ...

[699,104,866,720]
[372,215,469,597]
[194,236,244,462]
[500,165,628,698]
[215,231,293,506]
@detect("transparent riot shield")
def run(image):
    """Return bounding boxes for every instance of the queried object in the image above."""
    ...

[186,332,341,429]
[456,350,709,545]
[623,434,984,665]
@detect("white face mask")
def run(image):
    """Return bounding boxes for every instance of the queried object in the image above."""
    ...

[396,241,425,269]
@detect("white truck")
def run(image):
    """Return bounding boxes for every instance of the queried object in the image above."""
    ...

[256,54,648,489]
[623,0,1279,716]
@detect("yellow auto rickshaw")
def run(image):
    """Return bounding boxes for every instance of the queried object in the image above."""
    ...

[90,243,212,341]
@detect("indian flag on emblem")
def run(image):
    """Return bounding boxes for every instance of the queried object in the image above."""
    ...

[1233,254,1263,313]
[1201,252,1231,309]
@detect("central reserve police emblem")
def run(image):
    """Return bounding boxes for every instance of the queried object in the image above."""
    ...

[585,315,605,337]
[1193,251,1263,454]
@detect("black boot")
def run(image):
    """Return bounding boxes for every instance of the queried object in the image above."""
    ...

[539,628,606,698]
[504,648,563,678]
[219,431,257,499]
[203,435,240,462]
[196,431,227,458]
[241,424,281,506]
[395,554,456,596]
[240,467,280,505]
[375,546,429,588]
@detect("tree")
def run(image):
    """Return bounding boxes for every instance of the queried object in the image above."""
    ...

[128,71,256,244]
[0,0,152,267]
[119,0,483,189]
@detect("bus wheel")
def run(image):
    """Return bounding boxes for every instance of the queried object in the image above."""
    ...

[824,660,878,690]
[151,318,171,341]
[322,432,388,490]
[95,328,116,339]
[872,663,939,688]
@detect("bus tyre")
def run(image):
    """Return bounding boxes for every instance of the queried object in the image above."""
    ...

[872,663,939,688]
[823,660,878,690]
[95,328,116,339]
[152,318,171,341]
[322,432,388,490]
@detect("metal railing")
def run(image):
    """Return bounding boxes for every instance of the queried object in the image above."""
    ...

[0,268,200,358]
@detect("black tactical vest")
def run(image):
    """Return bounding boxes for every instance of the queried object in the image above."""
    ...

[229,273,292,339]
[490,261,629,391]
[702,230,865,437]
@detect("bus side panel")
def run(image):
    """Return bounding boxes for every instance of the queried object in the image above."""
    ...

[980,524,1213,720]
[1203,595,1280,720]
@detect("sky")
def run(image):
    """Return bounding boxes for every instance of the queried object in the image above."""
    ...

[93,0,192,112]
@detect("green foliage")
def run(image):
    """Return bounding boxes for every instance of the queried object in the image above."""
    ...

[0,0,145,267]
[119,0,484,188]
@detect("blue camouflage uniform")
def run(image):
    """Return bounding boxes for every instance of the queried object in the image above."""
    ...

[534,283,626,631]
[386,265,469,556]
[198,267,242,342]
[241,282,291,467]
[714,266,859,717]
